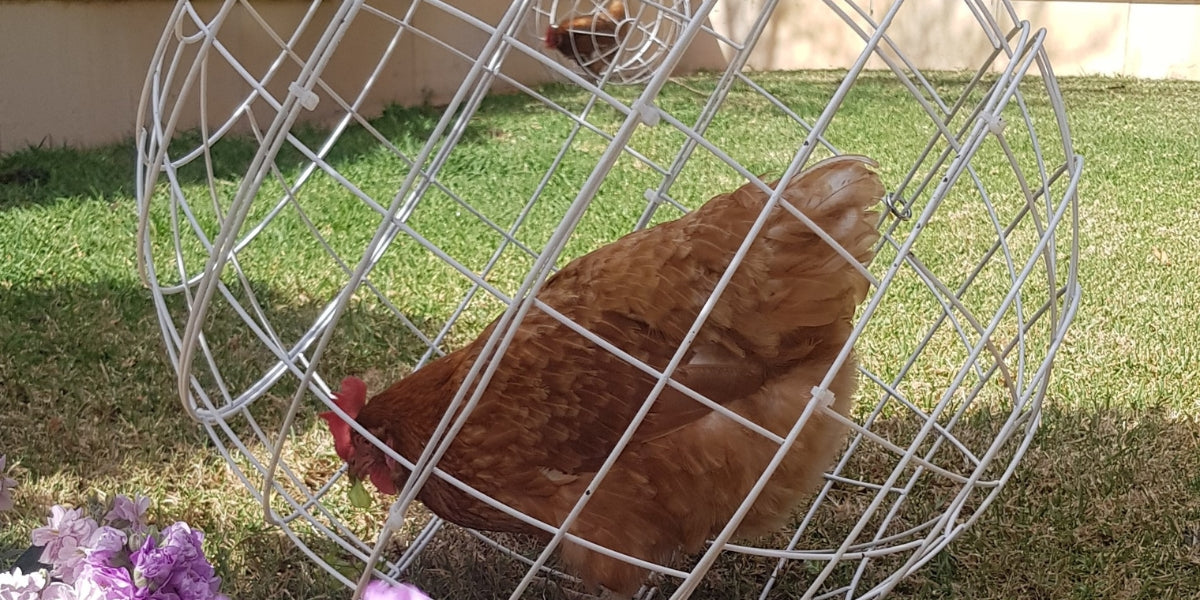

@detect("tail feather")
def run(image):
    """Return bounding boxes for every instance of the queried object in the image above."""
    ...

[768,154,883,265]
[713,155,884,352]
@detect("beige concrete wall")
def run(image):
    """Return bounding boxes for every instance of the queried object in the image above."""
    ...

[0,1,173,153]
[707,1,1200,77]
[0,0,556,153]
[1,0,1198,154]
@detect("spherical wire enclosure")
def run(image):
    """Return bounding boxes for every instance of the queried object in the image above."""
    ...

[134,0,1082,598]
[530,0,691,83]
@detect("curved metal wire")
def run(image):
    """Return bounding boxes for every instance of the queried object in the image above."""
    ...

[135,0,1082,598]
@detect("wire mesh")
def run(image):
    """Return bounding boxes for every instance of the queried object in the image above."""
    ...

[135,0,1081,598]
[530,0,692,83]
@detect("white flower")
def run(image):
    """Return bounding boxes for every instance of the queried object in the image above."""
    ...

[0,568,48,600]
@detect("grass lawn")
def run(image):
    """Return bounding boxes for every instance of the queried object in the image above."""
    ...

[1,71,1199,599]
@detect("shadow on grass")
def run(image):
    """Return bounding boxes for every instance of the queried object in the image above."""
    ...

[847,403,1200,600]
[2,282,1199,598]
[411,406,1197,600]
[0,143,138,208]
[0,276,438,493]
[0,274,443,588]
[288,404,1200,600]
[0,86,595,212]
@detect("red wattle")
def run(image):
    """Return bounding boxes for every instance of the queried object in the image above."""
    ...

[320,376,369,462]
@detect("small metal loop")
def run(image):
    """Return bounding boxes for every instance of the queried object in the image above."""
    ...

[883,191,913,220]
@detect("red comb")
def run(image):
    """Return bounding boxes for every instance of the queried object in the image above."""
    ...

[319,376,367,463]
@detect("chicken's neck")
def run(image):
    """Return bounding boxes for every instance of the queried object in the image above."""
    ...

[366,348,474,455]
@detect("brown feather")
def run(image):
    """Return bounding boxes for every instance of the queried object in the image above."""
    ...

[347,155,884,594]
[545,0,631,75]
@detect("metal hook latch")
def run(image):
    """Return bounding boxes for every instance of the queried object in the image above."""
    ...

[883,191,912,220]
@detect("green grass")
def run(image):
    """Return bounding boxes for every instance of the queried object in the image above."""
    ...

[1,72,1199,599]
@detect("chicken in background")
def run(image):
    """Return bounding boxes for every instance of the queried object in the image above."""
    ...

[322,155,884,596]
[544,0,632,77]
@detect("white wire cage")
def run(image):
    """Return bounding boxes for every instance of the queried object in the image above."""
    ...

[134,0,1082,598]
[531,0,692,83]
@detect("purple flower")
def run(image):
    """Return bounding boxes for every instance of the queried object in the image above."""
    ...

[167,567,223,600]
[0,455,16,513]
[104,495,151,533]
[86,526,129,563]
[40,582,76,600]
[363,580,432,600]
[159,523,206,569]
[74,563,135,600]
[31,505,99,584]
[141,590,181,600]
[131,521,222,599]
[131,534,176,590]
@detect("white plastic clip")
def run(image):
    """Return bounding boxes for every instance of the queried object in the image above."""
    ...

[632,99,661,127]
[289,82,320,111]
[981,113,1006,135]
[811,386,836,410]
[385,500,408,530]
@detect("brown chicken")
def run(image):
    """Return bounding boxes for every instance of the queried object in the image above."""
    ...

[544,0,632,76]
[322,155,883,596]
